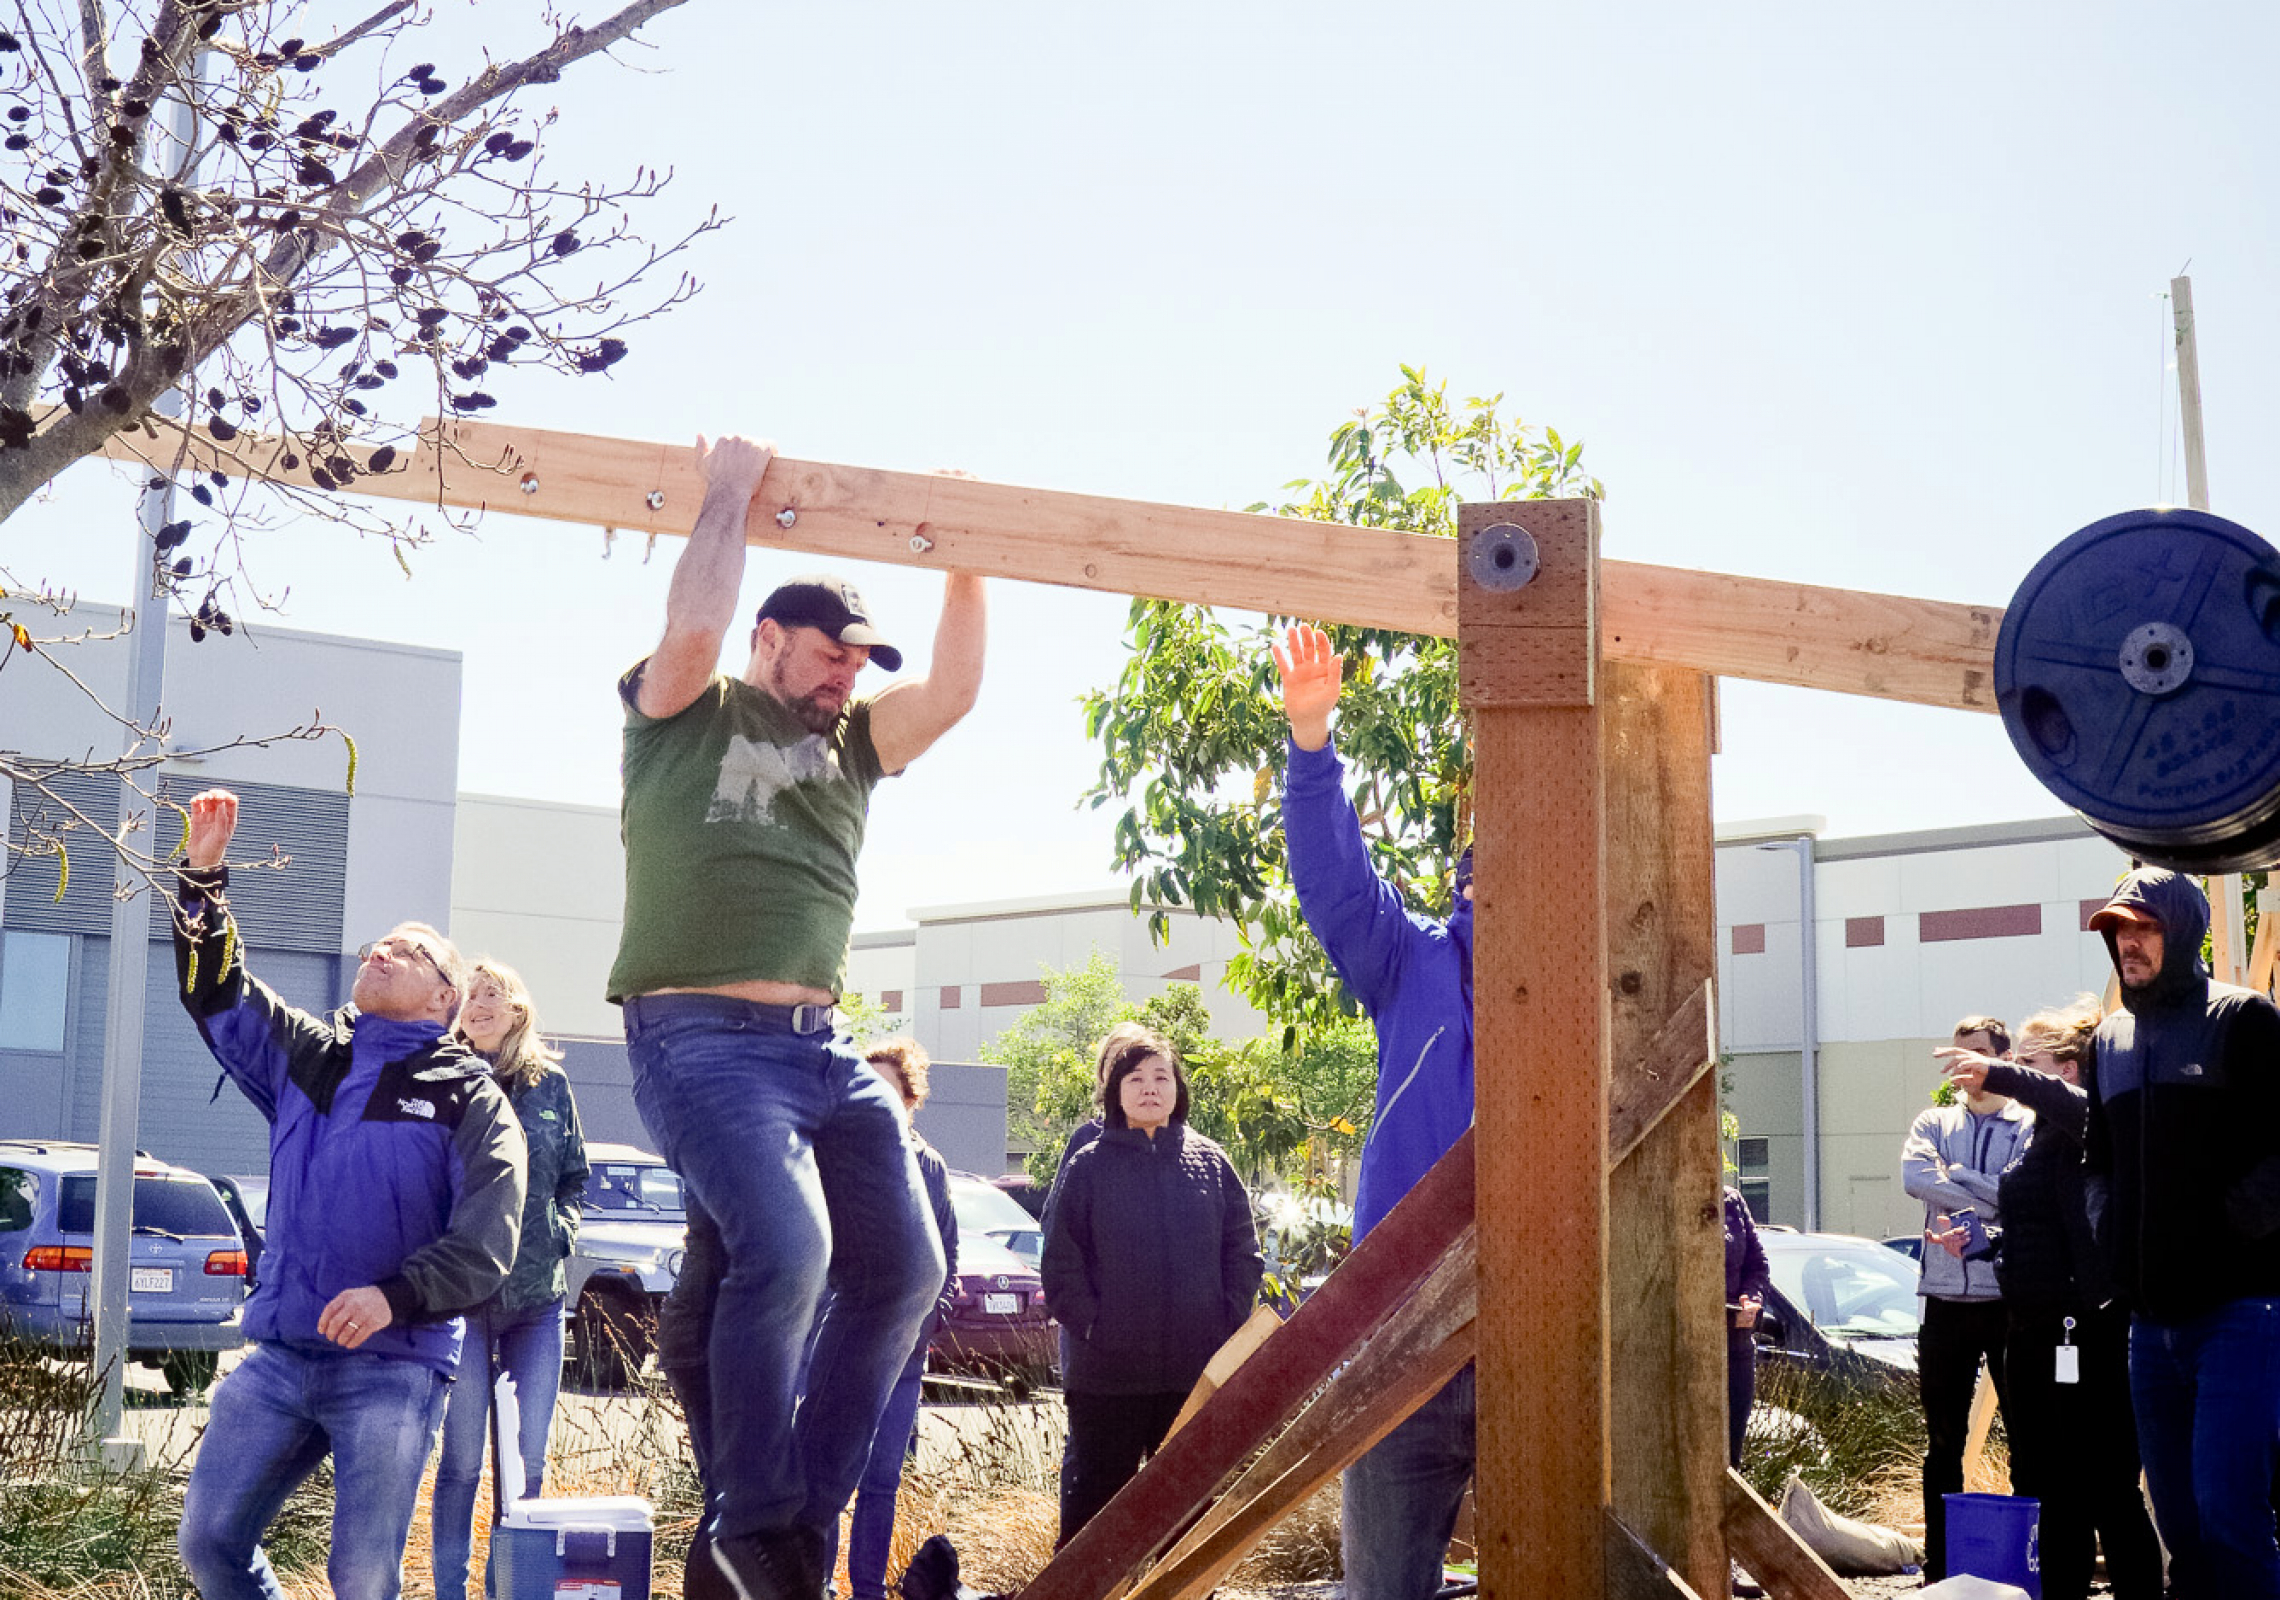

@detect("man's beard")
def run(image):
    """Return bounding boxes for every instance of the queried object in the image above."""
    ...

[768,661,846,735]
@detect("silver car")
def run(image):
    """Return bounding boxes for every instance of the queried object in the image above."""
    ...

[565,1141,686,1388]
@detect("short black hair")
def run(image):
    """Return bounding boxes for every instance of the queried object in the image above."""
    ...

[1099,1026,1189,1129]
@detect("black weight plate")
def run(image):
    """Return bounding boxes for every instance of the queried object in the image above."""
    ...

[1995,507,2280,850]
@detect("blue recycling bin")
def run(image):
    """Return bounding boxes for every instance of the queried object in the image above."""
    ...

[1943,1491,2040,1598]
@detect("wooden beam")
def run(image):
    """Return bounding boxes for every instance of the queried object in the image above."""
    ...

[1605,665,1727,1598]
[1465,497,1609,1600]
[1719,1471,1848,1600]
[1607,979,1716,1169]
[84,414,2003,712]
[1014,1130,1476,1600]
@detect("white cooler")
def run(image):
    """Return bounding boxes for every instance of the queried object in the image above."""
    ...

[487,1371,655,1600]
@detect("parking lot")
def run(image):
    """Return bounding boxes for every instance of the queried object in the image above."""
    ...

[107,1349,1066,1482]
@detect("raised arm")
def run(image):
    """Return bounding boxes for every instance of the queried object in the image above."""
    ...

[869,573,986,775]
[635,435,778,720]
[173,788,337,1123]
[1276,623,1422,1013]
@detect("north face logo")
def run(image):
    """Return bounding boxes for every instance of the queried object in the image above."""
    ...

[397,1097,437,1119]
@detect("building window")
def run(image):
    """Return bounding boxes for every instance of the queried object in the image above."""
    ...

[879,990,903,1014]
[1736,1137,1772,1222]
[0,930,70,1052]
[1731,924,1766,955]
[940,986,962,1010]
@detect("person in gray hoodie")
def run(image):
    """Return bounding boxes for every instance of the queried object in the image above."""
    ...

[1901,1013,2031,1581]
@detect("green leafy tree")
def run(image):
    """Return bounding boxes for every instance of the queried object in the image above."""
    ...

[1082,365,1603,1036]
[980,951,1133,1182]
[982,952,1377,1188]
[835,991,906,1048]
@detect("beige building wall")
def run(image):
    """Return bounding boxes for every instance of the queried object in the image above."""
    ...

[451,794,626,1039]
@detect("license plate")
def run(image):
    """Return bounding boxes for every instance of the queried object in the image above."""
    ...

[983,1292,1018,1316]
[131,1267,173,1294]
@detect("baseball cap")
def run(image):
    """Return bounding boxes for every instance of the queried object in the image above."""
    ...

[2088,898,2161,932]
[756,575,902,672]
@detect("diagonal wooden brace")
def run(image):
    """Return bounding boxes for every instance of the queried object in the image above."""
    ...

[1122,1228,1480,1600]
[1014,1129,1476,1600]
[1606,1510,1710,1599]
[1720,1470,1848,1600]
[1608,980,1718,1169]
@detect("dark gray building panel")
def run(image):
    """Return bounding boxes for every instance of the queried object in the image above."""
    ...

[916,1061,1008,1179]
[556,1036,647,1153]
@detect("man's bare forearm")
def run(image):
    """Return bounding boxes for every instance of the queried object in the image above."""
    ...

[661,477,754,645]
[929,573,988,715]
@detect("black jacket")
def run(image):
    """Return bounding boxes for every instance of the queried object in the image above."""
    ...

[2083,867,2280,1323]
[1979,1062,2108,1315]
[1041,1122,1263,1396]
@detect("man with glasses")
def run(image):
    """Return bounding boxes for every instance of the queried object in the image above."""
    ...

[169,787,528,1600]
[609,434,984,1600]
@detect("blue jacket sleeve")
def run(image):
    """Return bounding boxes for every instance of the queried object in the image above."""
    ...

[1282,737,1426,1016]
[170,866,336,1126]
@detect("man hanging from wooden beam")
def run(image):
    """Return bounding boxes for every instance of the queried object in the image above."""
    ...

[1273,623,1477,1600]
[606,434,987,1600]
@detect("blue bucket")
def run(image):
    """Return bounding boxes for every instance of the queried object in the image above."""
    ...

[1944,1491,2040,1598]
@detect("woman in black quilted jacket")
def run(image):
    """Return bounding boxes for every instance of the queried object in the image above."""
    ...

[1041,1026,1263,1546]
[1937,1000,2160,1600]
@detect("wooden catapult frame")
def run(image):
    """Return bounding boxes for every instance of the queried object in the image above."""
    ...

[103,416,2008,1599]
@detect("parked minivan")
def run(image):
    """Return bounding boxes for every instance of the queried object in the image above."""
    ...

[0,1140,249,1396]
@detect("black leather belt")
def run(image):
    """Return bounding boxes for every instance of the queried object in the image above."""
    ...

[623,992,836,1037]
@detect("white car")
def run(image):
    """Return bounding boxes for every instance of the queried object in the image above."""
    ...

[565,1141,686,1388]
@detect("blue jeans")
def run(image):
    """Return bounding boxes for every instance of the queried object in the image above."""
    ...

[623,995,943,1544]
[178,1341,450,1600]
[837,1330,933,1600]
[2130,1297,2280,1599]
[430,1298,567,1600]
[1341,1365,1475,1600]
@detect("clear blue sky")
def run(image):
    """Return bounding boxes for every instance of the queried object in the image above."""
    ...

[13,1,2280,928]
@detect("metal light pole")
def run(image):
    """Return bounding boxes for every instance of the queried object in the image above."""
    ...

[85,56,201,1464]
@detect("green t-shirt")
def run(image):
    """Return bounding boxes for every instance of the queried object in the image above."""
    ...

[607,665,888,1002]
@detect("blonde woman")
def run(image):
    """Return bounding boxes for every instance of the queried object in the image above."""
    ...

[430,960,590,1600]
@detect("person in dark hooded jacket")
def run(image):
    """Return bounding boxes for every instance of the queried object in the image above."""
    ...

[1937,1000,2161,1600]
[2083,866,2280,1599]
[1275,623,1475,1600]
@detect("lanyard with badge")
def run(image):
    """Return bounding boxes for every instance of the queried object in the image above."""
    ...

[2054,1315,2079,1384]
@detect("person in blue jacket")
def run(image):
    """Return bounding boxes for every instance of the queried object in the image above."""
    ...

[169,788,529,1600]
[1273,623,1475,1600]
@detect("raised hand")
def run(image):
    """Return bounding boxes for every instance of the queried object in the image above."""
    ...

[694,432,776,501]
[1272,623,1342,753]
[183,788,240,871]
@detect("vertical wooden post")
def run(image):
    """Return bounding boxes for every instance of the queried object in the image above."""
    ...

[1605,665,1727,1596]
[1462,499,1609,1600]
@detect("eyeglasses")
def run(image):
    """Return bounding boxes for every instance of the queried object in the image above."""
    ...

[357,938,449,987]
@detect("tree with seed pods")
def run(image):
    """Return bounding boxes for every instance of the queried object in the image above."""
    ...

[0,0,714,896]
